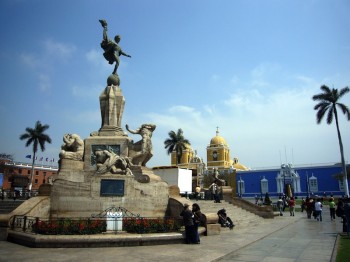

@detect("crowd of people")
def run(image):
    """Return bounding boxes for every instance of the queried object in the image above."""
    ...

[276,194,350,237]
[180,191,350,245]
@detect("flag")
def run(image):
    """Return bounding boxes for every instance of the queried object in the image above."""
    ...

[25,155,31,159]
[39,157,43,161]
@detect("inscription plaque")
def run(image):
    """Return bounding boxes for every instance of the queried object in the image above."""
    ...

[100,179,124,197]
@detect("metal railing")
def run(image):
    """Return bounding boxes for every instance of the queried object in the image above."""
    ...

[9,207,183,235]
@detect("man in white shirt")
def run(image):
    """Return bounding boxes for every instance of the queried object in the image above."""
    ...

[314,198,323,221]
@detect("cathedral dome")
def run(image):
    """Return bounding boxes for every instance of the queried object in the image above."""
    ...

[210,128,227,146]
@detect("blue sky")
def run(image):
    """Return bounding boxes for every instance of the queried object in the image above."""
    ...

[0,0,349,169]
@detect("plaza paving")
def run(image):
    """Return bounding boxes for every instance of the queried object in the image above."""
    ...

[0,208,343,262]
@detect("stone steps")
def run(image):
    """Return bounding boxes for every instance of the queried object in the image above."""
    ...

[0,200,25,214]
[195,200,265,227]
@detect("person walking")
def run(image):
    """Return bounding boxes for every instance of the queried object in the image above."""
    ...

[289,197,295,216]
[329,197,336,221]
[314,198,323,221]
[180,204,195,244]
[277,196,284,216]
[306,197,314,219]
[192,203,202,244]
[301,197,306,212]
[209,182,220,203]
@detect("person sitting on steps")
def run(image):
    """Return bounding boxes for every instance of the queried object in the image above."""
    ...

[217,208,235,230]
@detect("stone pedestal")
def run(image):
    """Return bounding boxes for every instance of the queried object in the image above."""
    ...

[99,85,125,136]
[50,171,169,218]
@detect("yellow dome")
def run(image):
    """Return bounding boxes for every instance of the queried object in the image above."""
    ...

[230,158,249,171]
[210,136,227,146]
[210,128,227,146]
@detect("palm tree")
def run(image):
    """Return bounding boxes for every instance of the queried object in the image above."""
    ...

[312,85,350,196]
[164,129,191,164]
[20,121,52,192]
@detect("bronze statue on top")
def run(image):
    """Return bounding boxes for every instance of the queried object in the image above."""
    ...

[99,19,131,75]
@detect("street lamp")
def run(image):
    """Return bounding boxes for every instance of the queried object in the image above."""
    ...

[306,172,310,197]
[239,175,243,198]
[259,176,263,201]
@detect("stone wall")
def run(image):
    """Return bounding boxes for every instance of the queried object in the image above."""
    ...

[50,167,169,218]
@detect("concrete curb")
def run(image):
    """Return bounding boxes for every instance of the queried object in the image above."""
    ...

[7,227,207,248]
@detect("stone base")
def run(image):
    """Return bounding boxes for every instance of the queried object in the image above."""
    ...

[206,224,221,236]
[50,169,169,218]
[59,159,84,171]
[98,125,127,137]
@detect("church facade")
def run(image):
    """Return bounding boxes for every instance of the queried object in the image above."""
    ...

[167,127,348,198]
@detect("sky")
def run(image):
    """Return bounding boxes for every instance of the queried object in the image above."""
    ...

[0,0,350,170]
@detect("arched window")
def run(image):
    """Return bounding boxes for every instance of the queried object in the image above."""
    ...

[237,177,245,195]
[261,177,269,194]
[339,180,345,192]
[212,151,218,161]
[309,175,318,193]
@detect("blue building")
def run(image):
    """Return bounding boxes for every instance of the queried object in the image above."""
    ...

[236,163,347,198]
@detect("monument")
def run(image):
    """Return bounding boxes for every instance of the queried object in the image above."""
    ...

[50,20,171,218]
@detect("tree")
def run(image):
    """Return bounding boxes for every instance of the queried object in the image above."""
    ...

[19,121,52,192]
[0,153,13,161]
[164,129,191,164]
[312,85,350,196]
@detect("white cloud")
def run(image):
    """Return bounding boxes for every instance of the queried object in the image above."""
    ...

[20,53,40,69]
[43,39,76,58]
[71,84,102,98]
[86,49,103,65]
[250,62,282,88]
[146,69,350,169]
[38,74,51,91]
[19,38,77,92]
[64,109,101,125]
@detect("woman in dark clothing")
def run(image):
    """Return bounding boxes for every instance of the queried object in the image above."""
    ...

[180,203,195,244]
[192,203,202,244]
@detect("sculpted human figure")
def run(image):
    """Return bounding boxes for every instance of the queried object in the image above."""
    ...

[94,149,132,176]
[212,167,226,186]
[126,124,156,166]
[99,19,131,75]
[59,134,84,161]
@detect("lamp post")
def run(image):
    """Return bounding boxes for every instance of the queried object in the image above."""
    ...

[306,172,310,197]
[239,175,243,198]
[259,176,263,201]
[283,172,286,196]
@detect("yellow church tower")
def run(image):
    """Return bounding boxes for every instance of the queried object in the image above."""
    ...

[206,127,231,169]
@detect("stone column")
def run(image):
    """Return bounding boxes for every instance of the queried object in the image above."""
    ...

[99,83,126,136]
